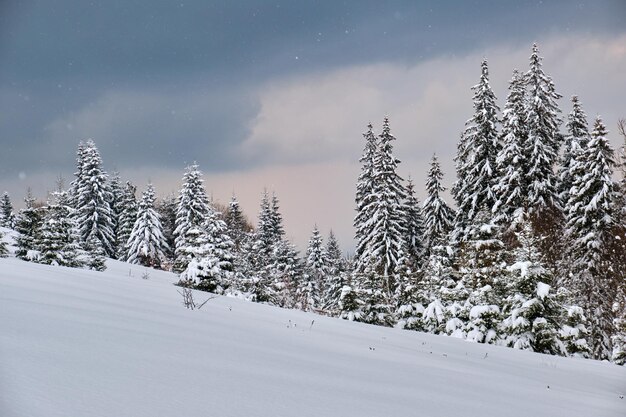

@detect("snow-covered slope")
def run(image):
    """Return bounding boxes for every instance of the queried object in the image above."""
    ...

[0,256,624,417]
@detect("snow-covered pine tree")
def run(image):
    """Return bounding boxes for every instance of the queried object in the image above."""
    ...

[254,189,276,257]
[14,190,44,261]
[612,290,626,365]
[269,192,285,242]
[173,163,211,272]
[302,225,327,310]
[74,140,116,257]
[0,229,7,257]
[354,123,378,268]
[156,192,177,260]
[38,190,83,268]
[83,233,107,271]
[269,239,303,308]
[359,117,408,297]
[565,116,618,360]
[320,230,346,314]
[127,183,169,269]
[492,70,528,230]
[116,181,138,260]
[456,210,508,344]
[558,96,590,204]
[404,177,425,269]
[500,218,566,355]
[226,193,249,252]
[339,283,365,322]
[108,172,124,258]
[1,191,15,228]
[452,60,500,243]
[422,155,454,253]
[179,206,235,294]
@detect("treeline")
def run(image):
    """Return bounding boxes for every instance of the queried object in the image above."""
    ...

[1,44,624,364]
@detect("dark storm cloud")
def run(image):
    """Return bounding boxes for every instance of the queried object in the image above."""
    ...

[0,0,624,178]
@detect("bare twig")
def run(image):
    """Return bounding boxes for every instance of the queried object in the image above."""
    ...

[177,287,216,310]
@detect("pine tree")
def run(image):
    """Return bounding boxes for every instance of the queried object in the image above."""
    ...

[127,183,169,269]
[500,219,566,355]
[38,190,83,268]
[565,116,618,360]
[422,155,454,253]
[15,190,44,261]
[404,177,425,269]
[116,181,138,260]
[108,172,124,258]
[1,191,15,228]
[558,96,590,204]
[74,140,116,257]
[83,233,107,271]
[254,189,276,257]
[453,60,500,243]
[226,194,249,252]
[354,123,378,265]
[358,117,408,297]
[321,231,346,313]
[174,164,211,272]
[156,192,177,260]
[524,43,563,214]
[492,70,528,229]
[0,229,7,257]
[302,225,327,310]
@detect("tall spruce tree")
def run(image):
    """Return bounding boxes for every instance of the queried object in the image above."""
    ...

[1,192,15,228]
[422,155,454,253]
[226,194,249,252]
[302,225,327,310]
[358,117,408,297]
[74,140,116,257]
[116,181,138,260]
[127,183,169,268]
[565,116,618,360]
[523,43,563,214]
[404,177,425,269]
[558,96,590,204]
[108,172,124,257]
[354,123,378,266]
[174,164,210,272]
[492,70,528,229]
[38,190,83,268]
[453,60,501,243]
[156,192,177,260]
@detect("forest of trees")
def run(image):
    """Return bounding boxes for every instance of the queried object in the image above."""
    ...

[1,44,624,364]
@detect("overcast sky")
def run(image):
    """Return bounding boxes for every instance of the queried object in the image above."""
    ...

[1,0,625,252]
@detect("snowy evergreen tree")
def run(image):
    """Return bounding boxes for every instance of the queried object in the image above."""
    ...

[174,164,211,272]
[38,190,83,268]
[404,177,425,269]
[226,194,249,252]
[1,191,15,228]
[116,181,138,260]
[612,290,626,365]
[565,116,618,360]
[492,70,528,229]
[0,229,7,257]
[302,225,327,310]
[73,140,116,257]
[255,189,277,257]
[270,239,303,308]
[354,123,378,265]
[83,233,107,271]
[320,231,346,314]
[269,193,285,242]
[453,60,500,243]
[127,183,169,269]
[422,155,454,253]
[523,43,563,214]
[357,117,408,298]
[339,283,365,322]
[500,219,566,355]
[156,192,177,260]
[108,172,124,258]
[558,96,590,204]
[14,190,44,261]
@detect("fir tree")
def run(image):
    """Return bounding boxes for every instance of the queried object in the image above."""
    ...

[453,60,500,243]
[523,43,563,214]
[156,192,177,260]
[500,219,566,355]
[74,140,116,257]
[422,155,454,253]
[226,194,249,252]
[108,172,124,257]
[354,123,378,265]
[565,116,618,360]
[127,183,169,269]
[14,190,44,261]
[404,177,425,269]
[83,233,107,271]
[358,117,408,298]
[38,190,83,268]
[255,189,276,257]
[116,181,138,260]
[492,70,528,229]
[1,191,15,228]
[302,225,327,310]
[558,96,590,204]
[321,231,346,313]
[174,164,211,272]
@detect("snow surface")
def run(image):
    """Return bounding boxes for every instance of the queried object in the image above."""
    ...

[1,255,625,417]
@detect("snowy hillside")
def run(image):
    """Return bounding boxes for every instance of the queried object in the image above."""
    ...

[0,256,624,417]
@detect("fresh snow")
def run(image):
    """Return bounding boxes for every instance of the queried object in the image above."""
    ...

[1,255,624,417]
